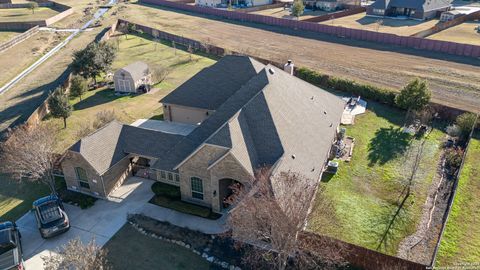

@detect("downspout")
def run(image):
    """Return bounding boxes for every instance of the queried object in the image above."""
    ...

[101,174,107,199]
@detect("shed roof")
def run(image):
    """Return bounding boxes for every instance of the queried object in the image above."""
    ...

[116,61,150,82]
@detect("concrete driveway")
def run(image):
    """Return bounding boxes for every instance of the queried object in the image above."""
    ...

[17,177,154,269]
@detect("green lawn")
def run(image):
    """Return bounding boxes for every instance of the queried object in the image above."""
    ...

[104,223,210,270]
[46,33,216,152]
[0,7,60,22]
[436,130,480,266]
[308,101,446,255]
[0,174,50,222]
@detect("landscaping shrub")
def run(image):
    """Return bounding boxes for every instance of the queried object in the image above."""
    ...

[297,67,397,106]
[151,182,181,199]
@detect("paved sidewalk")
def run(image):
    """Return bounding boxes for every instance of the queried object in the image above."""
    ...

[137,203,228,234]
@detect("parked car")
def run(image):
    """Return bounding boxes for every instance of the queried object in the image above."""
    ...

[32,195,70,239]
[0,221,24,270]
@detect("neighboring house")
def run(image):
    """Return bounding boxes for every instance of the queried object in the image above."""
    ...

[306,0,357,11]
[439,9,462,22]
[195,0,272,8]
[366,0,452,20]
[61,56,345,213]
[113,61,152,94]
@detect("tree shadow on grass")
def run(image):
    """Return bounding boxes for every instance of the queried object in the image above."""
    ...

[73,88,135,110]
[368,126,411,166]
[0,173,50,222]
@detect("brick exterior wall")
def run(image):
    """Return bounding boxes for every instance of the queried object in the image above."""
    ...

[61,151,106,197]
[163,103,213,124]
[178,145,228,209]
[178,145,255,212]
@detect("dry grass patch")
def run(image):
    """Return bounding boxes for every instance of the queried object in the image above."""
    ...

[0,31,68,87]
[0,30,22,43]
[0,7,60,22]
[428,21,480,46]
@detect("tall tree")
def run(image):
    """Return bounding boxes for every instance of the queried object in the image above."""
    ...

[42,238,110,270]
[0,124,58,193]
[69,75,88,101]
[227,170,342,270]
[291,0,304,20]
[395,78,431,113]
[71,41,117,85]
[48,87,72,129]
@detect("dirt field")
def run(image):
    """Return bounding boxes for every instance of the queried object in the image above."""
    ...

[0,31,67,87]
[320,12,440,36]
[0,30,21,43]
[121,3,480,113]
[428,21,480,46]
[251,7,327,20]
[0,7,60,22]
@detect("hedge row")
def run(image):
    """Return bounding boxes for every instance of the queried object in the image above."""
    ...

[297,67,397,106]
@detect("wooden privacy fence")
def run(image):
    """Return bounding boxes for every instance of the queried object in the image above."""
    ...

[139,0,480,58]
[430,116,479,266]
[300,232,427,270]
[0,26,39,52]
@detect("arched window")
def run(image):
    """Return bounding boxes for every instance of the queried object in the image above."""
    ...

[190,177,204,200]
[75,167,90,189]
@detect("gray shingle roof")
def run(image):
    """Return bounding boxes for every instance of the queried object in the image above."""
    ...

[70,56,345,181]
[160,55,265,110]
[69,121,126,174]
[117,61,150,82]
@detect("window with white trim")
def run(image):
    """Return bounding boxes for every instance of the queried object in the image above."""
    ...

[373,8,384,15]
[191,177,204,200]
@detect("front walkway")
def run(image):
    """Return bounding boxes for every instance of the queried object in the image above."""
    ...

[138,203,228,234]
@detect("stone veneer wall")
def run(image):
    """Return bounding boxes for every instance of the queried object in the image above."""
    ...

[178,145,228,209]
[61,151,105,198]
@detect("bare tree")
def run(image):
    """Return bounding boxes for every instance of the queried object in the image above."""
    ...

[0,124,58,193]
[151,65,170,85]
[227,170,342,270]
[92,110,116,130]
[375,19,384,32]
[42,238,110,270]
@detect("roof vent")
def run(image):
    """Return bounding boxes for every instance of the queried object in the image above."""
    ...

[291,154,296,159]
[268,68,275,75]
